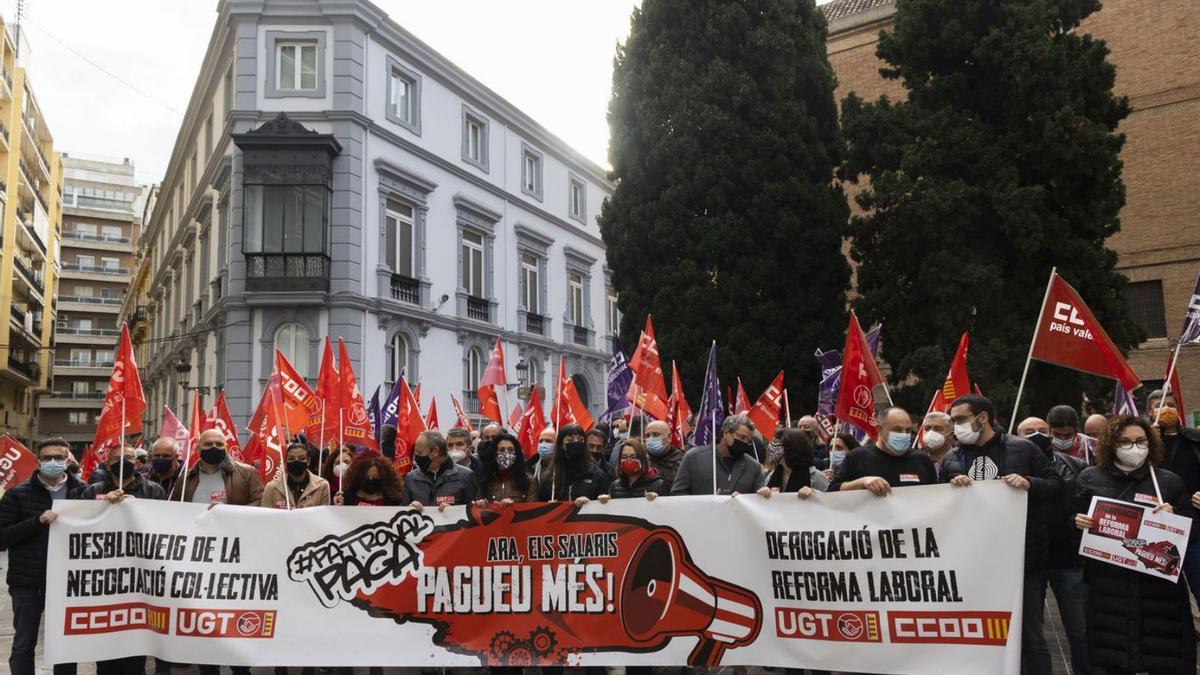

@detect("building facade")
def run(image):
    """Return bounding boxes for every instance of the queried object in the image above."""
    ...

[122,0,615,434]
[39,155,145,451]
[822,0,1200,422]
[0,17,62,443]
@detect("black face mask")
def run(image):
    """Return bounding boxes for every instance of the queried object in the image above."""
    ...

[200,448,226,466]
[1025,432,1052,454]
[362,478,382,494]
[414,454,432,473]
[564,441,588,462]
[286,460,308,477]
[728,439,752,460]
[109,460,136,479]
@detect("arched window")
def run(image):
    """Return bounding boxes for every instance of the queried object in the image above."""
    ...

[391,333,409,382]
[572,374,590,409]
[275,322,310,377]
[467,347,485,388]
[527,358,541,391]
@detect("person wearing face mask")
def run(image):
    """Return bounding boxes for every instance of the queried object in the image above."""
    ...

[81,446,166,502]
[599,438,665,502]
[1073,415,1195,674]
[475,433,538,503]
[919,412,953,477]
[823,433,860,481]
[320,445,355,495]
[1146,388,1200,613]
[1047,405,1095,464]
[829,407,937,495]
[169,429,264,508]
[586,428,615,479]
[481,422,503,445]
[531,426,557,480]
[538,423,611,505]
[0,438,83,675]
[404,431,478,512]
[941,394,1062,675]
[1083,413,1108,439]
[797,415,829,470]
[766,429,829,497]
[337,451,404,506]
[146,437,182,497]
[261,443,330,509]
[446,427,480,473]
[671,415,770,497]
[1016,416,1090,675]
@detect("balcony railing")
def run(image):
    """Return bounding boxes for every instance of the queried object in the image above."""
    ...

[390,274,420,304]
[245,253,329,292]
[10,303,25,326]
[0,120,8,145]
[462,390,481,414]
[58,295,122,306]
[61,231,131,244]
[54,359,114,369]
[48,391,105,400]
[466,296,490,322]
[7,357,35,380]
[526,313,546,336]
[56,326,121,337]
[11,256,44,292]
[61,262,130,275]
[573,325,589,346]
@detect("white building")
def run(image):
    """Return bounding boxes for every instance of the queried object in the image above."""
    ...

[123,0,616,432]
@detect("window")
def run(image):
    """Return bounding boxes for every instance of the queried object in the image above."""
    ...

[101,257,120,271]
[71,381,89,396]
[277,42,317,91]
[70,348,90,365]
[77,255,95,268]
[274,322,310,377]
[467,347,485,388]
[223,66,233,115]
[385,202,415,278]
[74,286,94,297]
[68,411,88,425]
[569,176,586,223]
[76,223,97,237]
[521,254,540,315]
[462,231,484,297]
[99,288,118,299]
[101,225,122,240]
[204,113,213,160]
[528,358,542,390]
[462,107,489,171]
[521,144,543,201]
[607,288,619,335]
[386,58,421,133]
[190,152,198,189]
[244,185,326,253]
[1125,280,1167,339]
[391,333,409,383]
[95,350,114,364]
[77,318,93,331]
[569,272,584,326]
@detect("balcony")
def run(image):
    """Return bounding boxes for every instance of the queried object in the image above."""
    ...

[461,390,481,415]
[56,326,121,337]
[9,302,25,327]
[61,262,130,277]
[59,295,122,306]
[55,359,115,368]
[53,358,114,377]
[11,256,44,293]
[0,120,8,148]
[245,253,329,292]
[571,325,590,347]
[525,313,546,336]
[60,231,131,251]
[40,390,106,409]
[466,296,490,322]
[390,274,420,304]
[6,356,38,381]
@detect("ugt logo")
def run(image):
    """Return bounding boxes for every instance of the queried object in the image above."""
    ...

[1053,303,1085,327]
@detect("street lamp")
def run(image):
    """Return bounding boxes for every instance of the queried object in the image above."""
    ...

[514,359,531,401]
[175,356,222,398]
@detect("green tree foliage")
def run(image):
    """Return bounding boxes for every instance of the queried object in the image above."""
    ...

[840,0,1142,421]
[600,0,851,407]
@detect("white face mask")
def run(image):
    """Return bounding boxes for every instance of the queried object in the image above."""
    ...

[954,415,981,445]
[449,449,467,463]
[1115,443,1149,472]
[333,461,349,477]
[923,430,946,451]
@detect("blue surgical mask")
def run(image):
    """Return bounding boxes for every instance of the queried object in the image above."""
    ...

[537,441,553,460]
[39,460,67,479]
[645,437,666,456]
[830,450,847,469]
[1051,435,1075,451]
[884,433,912,455]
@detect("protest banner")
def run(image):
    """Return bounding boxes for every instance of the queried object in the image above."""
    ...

[46,483,1025,674]
[1079,496,1192,582]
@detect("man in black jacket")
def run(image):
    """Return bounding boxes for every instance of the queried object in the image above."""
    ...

[0,438,82,675]
[941,395,1063,675]
[405,430,478,511]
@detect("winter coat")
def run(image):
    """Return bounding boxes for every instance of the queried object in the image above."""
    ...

[0,475,86,589]
[169,458,265,506]
[607,469,666,499]
[766,465,830,493]
[403,462,477,507]
[1046,451,1087,569]
[940,431,1062,570]
[262,472,330,509]
[649,446,685,486]
[478,471,538,502]
[1073,462,1195,674]
[80,474,165,501]
[536,461,610,502]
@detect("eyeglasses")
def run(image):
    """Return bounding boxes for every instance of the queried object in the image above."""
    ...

[950,413,979,425]
[1115,440,1148,450]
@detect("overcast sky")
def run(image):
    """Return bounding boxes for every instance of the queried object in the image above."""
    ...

[4,0,642,186]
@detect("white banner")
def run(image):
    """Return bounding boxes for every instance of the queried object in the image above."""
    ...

[46,482,1025,674]
[1080,495,1192,582]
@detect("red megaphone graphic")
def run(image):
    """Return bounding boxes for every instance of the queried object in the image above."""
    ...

[341,502,762,666]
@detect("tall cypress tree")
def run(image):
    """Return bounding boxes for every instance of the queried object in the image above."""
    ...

[840,0,1141,420]
[600,0,850,407]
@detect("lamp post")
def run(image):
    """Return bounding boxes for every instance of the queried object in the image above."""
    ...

[514,359,530,402]
[175,356,222,402]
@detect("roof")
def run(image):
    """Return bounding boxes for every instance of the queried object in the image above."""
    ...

[820,0,894,21]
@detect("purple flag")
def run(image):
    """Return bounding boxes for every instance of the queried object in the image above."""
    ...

[380,373,405,430]
[692,341,724,446]
[865,323,883,356]
[599,336,635,422]
[368,385,381,444]
[815,349,842,416]
[1180,272,1200,345]
[1113,381,1139,417]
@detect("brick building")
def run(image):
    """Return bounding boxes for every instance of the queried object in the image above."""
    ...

[822,0,1200,421]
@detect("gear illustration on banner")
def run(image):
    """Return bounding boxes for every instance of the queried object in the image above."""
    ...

[489,631,517,660]
[530,627,557,656]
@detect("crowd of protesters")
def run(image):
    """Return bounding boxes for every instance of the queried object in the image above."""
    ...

[1,388,1198,674]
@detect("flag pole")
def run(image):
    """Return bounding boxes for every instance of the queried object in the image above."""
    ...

[268,379,292,511]
[1010,267,1057,429]
[501,384,511,432]
[1154,339,1184,426]
[710,411,717,496]
[119,398,126,487]
[318,398,329,495]
[783,388,792,429]
[178,407,193,504]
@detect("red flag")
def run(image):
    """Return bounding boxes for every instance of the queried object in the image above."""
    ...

[1030,273,1141,391]
[450,394,475,433]
[748,371,785,438]
[305,338,340,448]
[481,337,507,387]
[667,361,692,448]
[734,378,752,416]
[836,312,887,440]
[930,333,971,413]
[205,392,244,463]
[0,435,38,491]
[337,338,379,450]
[1167,353,1187,427]
[508,400,524,430]
[424,397,440,431]
[89,325,146,472]
[160,406,193,466]
[275,350,320,436]
[394,377,425,477]
[551,356,595,431]
[478,385,503,424]
[247,374,289,483]
[413,382,422,410]
[516,386,548,459]
[627,316,669,415]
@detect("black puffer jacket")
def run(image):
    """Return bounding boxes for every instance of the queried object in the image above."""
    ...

[0,475,87,589]
[537,461,610,502]
[80,474,166,501]
[1047,451,1088,569]
[1073,463,1195,674]
[607,470,666,499]
[940,431,1062,570]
